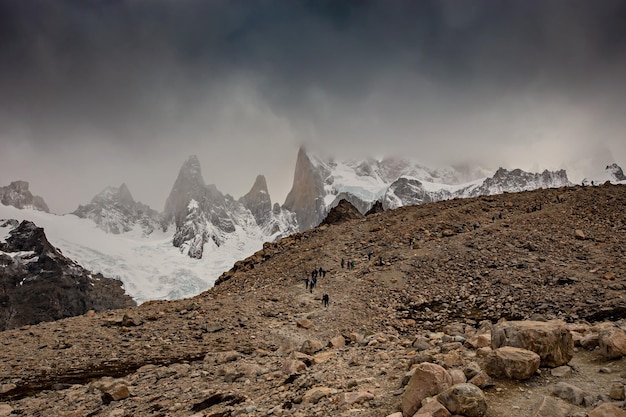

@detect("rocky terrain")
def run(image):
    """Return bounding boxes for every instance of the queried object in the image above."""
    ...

[0,220,136,330]
[0,183,625,416]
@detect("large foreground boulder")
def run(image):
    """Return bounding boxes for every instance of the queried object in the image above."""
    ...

[437,383,487,417]
[491,320,573,367]
[598,327,626,360]
[401,363,452,417]
[484,346,540,380]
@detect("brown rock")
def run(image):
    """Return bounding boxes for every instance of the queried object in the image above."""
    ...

[329,335,346,348]
[609,383,625,400]
[415,399,452,417]
[449,369,467,384]
[302,387,336,404]
[100,382,130,403]
[281,359,306,375]
[575,229,585,240]
[0,404,13,417]
[437,383,487,417]
[401,362,453,417]
[552,382,586,406]
[469,371,494,389]
[531,395,570,417]
[599,327,626,359]
[588,402,626,417]
[338,391,374,408]
[484,346,540,380]
[296,318,314,329]
[300,339,324,355]
[580,333,600,350]
[214,350,240,364]
[491,320,573,367]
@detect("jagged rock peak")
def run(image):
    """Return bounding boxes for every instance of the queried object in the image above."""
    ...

[283,146,327,231]
[0,180,49,212]
[239,175,272,226]
[92,183,135,207]
[607,163,626,181]
[320,199,364,226]
[164,155,207,226]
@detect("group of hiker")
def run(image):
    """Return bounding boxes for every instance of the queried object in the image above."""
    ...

[341,258,356,269]
[303,268,331,308]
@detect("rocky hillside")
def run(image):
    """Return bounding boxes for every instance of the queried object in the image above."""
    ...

[0,184,625,417]
[0,220,135,330]
[0,181,49,212]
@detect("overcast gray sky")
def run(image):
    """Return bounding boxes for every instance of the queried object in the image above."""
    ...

[1,0,625,213]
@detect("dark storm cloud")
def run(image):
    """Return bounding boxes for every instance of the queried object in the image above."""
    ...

[1,0,625,212]
[2,0,625,141]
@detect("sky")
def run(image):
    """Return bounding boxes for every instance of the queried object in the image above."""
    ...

[1,0,625,214]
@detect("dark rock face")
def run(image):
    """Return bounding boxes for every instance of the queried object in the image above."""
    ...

[365,200,384,216]
[73,184,162,235]
[283,147,327,232]
[320,199,363,226]
[0,181,49,212]
[0,220,135,330]
[163,155,206,227]
[239,175,272,226]
[607,163,626,181]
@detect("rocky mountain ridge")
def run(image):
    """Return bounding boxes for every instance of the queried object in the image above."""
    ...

[72,183,163,235]
[0,183,625,416]
[0,181,49,212]
[0,219,135,330]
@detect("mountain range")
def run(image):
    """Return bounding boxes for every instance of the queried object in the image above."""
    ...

[1,147,622,303]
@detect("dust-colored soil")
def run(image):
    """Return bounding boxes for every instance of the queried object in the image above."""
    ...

[0,184,625,416]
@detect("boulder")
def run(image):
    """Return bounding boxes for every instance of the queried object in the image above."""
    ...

[468,371,494,389]
[296,318,314,329]
[437,383,487,417]
[484,347,540,380]
[329,335,346,348]
[281,359,306,375]
[449,369,467,384]
[415,399,452,417]
[302,387,337,404]
[531,395,570,417]
[300,339,324,355]
[599,327,626,359]
[401,362,453,417]
[338,391,374,408]
[552,382,586,406]
[580,333,600,350]
[609,383,625,400]
[588,402,626,417]
[491,320,573,367]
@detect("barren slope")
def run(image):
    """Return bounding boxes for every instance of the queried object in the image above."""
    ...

[0,184,625,416]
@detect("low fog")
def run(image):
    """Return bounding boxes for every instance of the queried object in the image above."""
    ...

[1,1,625,213]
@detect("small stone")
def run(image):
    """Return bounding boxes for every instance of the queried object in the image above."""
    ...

[574,230,585,240]
[296,318,314,329]
[551,366,572,378]
[609,383,625,400]
[437,383,487,417]
[339,391,374,408]
[531,395,570,417]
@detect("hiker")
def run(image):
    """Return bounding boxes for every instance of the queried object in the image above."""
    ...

[409,237,415,249]
[341,258,345,269]
[319,267,323,277]
[368,250,372,260]
[305,277,309,290]
[378,256,383,266]
[322,293,329,307]
[322,269,326,278]
[350,259,355,269]
[310,275,317,293]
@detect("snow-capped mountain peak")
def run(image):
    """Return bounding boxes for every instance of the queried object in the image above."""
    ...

[72,184,162,235]
[582,163,626,186]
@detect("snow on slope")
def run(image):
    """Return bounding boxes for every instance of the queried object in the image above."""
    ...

[0,204,264,304]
